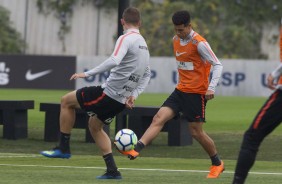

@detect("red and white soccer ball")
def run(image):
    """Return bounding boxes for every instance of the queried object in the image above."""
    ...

[114,129,138,151]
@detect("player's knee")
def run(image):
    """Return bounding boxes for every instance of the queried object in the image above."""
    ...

[189,128,198,138]
[190,130,201,139]
[189,127,204,140]
[241,131,262,151]
[88,118,103,133]
[151,113,166,127]
[61,91,78,109]
[88,121,99,133]
[60,94,70,108]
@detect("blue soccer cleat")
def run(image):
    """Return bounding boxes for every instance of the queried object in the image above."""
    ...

[96,170,122,179]
[40,147,71,159]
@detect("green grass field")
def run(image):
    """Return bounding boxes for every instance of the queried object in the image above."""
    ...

[1,88,282,184]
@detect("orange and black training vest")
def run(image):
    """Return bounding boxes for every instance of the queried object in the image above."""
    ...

[173,32,211,95]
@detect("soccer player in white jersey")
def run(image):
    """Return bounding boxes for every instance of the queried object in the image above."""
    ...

[41,7,151,180]
[233,63,282,184]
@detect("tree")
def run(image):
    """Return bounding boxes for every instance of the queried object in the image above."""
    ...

[0,6,25,54]
[132,0,282,59]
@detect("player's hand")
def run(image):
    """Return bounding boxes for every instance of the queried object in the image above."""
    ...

[125,96,135,109]
[205,90,214,100]
[267,74,276,90]
[70,73,86,80]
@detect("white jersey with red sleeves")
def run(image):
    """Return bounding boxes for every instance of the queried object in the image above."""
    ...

[84,28,150,104]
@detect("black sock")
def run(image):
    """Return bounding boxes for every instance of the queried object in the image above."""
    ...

[210,154,221,166]
[103,153,117,172]
[134,141,145,152]
[59,132,70,153]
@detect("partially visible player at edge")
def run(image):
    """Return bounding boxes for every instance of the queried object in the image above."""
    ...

[118,10,224,179]
[40,7,151,180]
[232,63,282,184]
[232,21,282,184]
[278,19,282,85]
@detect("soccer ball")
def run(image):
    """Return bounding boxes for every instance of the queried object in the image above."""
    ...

[114,129,138,151]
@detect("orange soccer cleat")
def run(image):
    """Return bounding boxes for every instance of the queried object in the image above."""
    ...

[117,149,139,160]
[207,161,225,178]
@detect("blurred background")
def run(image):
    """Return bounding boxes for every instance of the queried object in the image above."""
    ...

[0,0,281,96]
[0,1,282,183]
[0,0,281,59]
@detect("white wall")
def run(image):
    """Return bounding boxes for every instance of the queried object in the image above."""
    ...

[0,0,27,35]
[0,0,117,56]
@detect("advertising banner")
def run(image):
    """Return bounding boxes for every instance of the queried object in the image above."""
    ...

[76,56,279,97]
[0,55,75,90]
[216,59,276,97]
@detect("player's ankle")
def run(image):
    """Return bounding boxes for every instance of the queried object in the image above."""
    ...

[134,141,145,152]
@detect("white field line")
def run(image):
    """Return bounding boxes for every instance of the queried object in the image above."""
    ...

[0,155,41,158]
[0,153,41,158]
[0,153,282,176]
[1,163,282,176]
[0,153,39,156]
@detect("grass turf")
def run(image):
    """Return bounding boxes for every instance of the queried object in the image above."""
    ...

[1,89,282,183]
[1,154,282,184]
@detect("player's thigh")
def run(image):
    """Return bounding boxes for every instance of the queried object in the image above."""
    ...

[61,90,80,108]
[153,106,175,124]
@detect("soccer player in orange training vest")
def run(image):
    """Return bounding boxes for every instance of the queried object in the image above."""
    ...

[119,10,224,178]
[232,62,282,184]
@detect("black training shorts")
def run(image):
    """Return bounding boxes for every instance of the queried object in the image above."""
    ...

[76,86,125,124]
[162,88,207,122]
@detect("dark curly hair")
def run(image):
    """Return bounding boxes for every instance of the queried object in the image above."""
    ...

[172,10,191,26]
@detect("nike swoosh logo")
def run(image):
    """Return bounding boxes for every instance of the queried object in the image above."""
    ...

[175,51,187,57]
[25,69,52,81]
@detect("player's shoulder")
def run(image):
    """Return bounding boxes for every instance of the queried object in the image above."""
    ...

[193,32,206,42]
[123,31,143,42]
[189,33,205,46]
[116,33,136,46]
